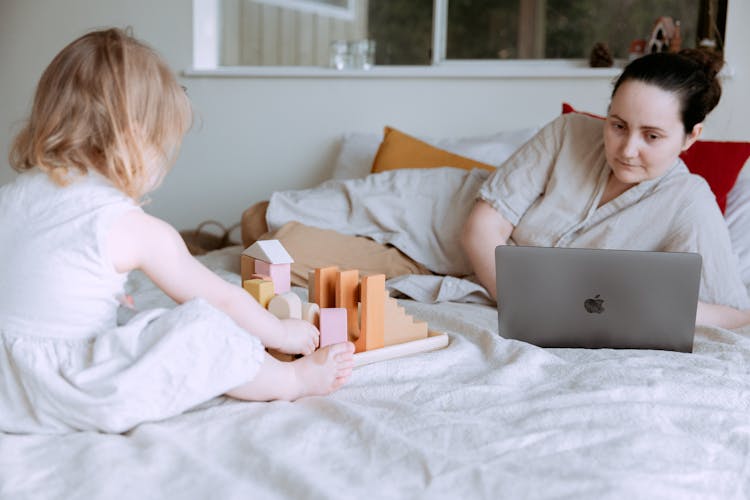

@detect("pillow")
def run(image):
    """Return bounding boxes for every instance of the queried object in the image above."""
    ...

[370,126,496,173]
[331,126,539,180]
[562,102,750,213]
[680,142,750,213]
[725,173,750,292]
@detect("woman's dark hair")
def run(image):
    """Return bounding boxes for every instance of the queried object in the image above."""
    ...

[612,49,724,133]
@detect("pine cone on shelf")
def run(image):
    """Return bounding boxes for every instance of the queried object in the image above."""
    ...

[589,42,614,68]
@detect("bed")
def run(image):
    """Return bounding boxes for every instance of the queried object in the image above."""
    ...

[2,117,750,499]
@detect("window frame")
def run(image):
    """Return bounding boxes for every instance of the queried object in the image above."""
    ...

[189,0,728,79]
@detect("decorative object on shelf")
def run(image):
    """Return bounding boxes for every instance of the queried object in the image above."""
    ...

[589,42,614,68]
[647,16,682,54]
[329,39,376,70]
[628,39,647,61]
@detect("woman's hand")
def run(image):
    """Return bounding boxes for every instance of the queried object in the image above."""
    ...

[275,319,320,356]
[696,302,750,329]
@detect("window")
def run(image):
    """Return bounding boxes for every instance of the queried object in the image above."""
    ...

[198,0,726,69]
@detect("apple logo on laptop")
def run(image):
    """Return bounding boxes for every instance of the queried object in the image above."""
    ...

[584,294,605,314]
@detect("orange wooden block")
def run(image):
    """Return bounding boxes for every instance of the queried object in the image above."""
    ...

[308,270,317,304]
[314,266,339,309]
[356,273,385,353]
[240,253,254,284]
[336,269,360,342]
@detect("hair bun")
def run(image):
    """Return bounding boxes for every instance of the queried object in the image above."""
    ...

[678,48,724,80]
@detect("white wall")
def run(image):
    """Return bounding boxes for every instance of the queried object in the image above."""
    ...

[1,0,748,230]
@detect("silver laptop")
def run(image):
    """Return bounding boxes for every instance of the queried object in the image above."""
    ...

[495,246,702,352]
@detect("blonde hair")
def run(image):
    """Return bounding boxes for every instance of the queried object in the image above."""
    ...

[9,27,192,200]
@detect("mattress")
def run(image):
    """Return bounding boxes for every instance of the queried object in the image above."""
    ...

[2,246,749,499]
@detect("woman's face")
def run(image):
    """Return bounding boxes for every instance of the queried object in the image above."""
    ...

[604,80,701,185]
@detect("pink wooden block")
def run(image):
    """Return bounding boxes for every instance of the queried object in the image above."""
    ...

[269,264,291,294]
[254,260,271,276]
[319,308,348,348]
[255,260,291,294]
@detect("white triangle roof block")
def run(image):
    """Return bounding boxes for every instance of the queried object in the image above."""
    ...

[242,239,294,264]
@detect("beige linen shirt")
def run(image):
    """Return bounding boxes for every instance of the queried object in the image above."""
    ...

[478,113,749,309]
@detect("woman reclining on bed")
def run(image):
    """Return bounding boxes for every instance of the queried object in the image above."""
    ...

[462,48,750,330]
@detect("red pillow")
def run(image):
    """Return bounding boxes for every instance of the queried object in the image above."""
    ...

[562,102,750,212]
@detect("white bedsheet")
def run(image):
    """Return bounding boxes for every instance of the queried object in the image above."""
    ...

[1,248,749,499]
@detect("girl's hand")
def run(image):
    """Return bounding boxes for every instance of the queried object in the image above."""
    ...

[276,319,320,355]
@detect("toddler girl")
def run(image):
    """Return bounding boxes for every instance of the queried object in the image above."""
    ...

[0,28,354,434]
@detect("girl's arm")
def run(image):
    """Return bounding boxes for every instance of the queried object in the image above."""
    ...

[106,210,318,355]
[461,199,515,302]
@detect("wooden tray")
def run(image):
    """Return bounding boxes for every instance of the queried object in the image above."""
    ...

[353,330,450,368]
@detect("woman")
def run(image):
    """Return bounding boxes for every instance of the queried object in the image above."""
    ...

[461,49,750,330]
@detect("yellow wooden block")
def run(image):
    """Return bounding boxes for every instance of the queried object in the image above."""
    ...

[243,279,274,308]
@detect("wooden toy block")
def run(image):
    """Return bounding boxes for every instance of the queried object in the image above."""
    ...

[353,331,449,368]
[314,266,339,309]
[240,253,254,284]
[243,240,294,294]
[301,302,320,327]
[254,259,271,276]
[243,239,294,264]
[268,292,302,320]
[271,264,291,294]
[335,269,360,342]
[319,308,348,348]
[308,270,317,304]
[250,273,271,281]
[255,260,291,294]
[355,274,385,353]
[383,294,428,346]
[267,349,296,362]
[243,279,274,308]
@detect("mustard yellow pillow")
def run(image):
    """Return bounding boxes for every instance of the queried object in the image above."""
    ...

[370,126,496,174]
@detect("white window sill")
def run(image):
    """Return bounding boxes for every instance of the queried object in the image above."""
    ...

[184,59,735,80]
[183,60,626,79]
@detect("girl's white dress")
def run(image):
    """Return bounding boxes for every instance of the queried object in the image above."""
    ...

[0,169,265,433]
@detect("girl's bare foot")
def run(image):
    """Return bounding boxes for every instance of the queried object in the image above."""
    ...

[226,342,355,402]
[290,342,355,399]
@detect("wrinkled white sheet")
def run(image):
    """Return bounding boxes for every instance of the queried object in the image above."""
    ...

[1,247,749,499]
[267,167,488,277]
[267,167,496,303]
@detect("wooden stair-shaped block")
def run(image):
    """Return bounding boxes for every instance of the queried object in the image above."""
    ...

[383,294,428,346]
